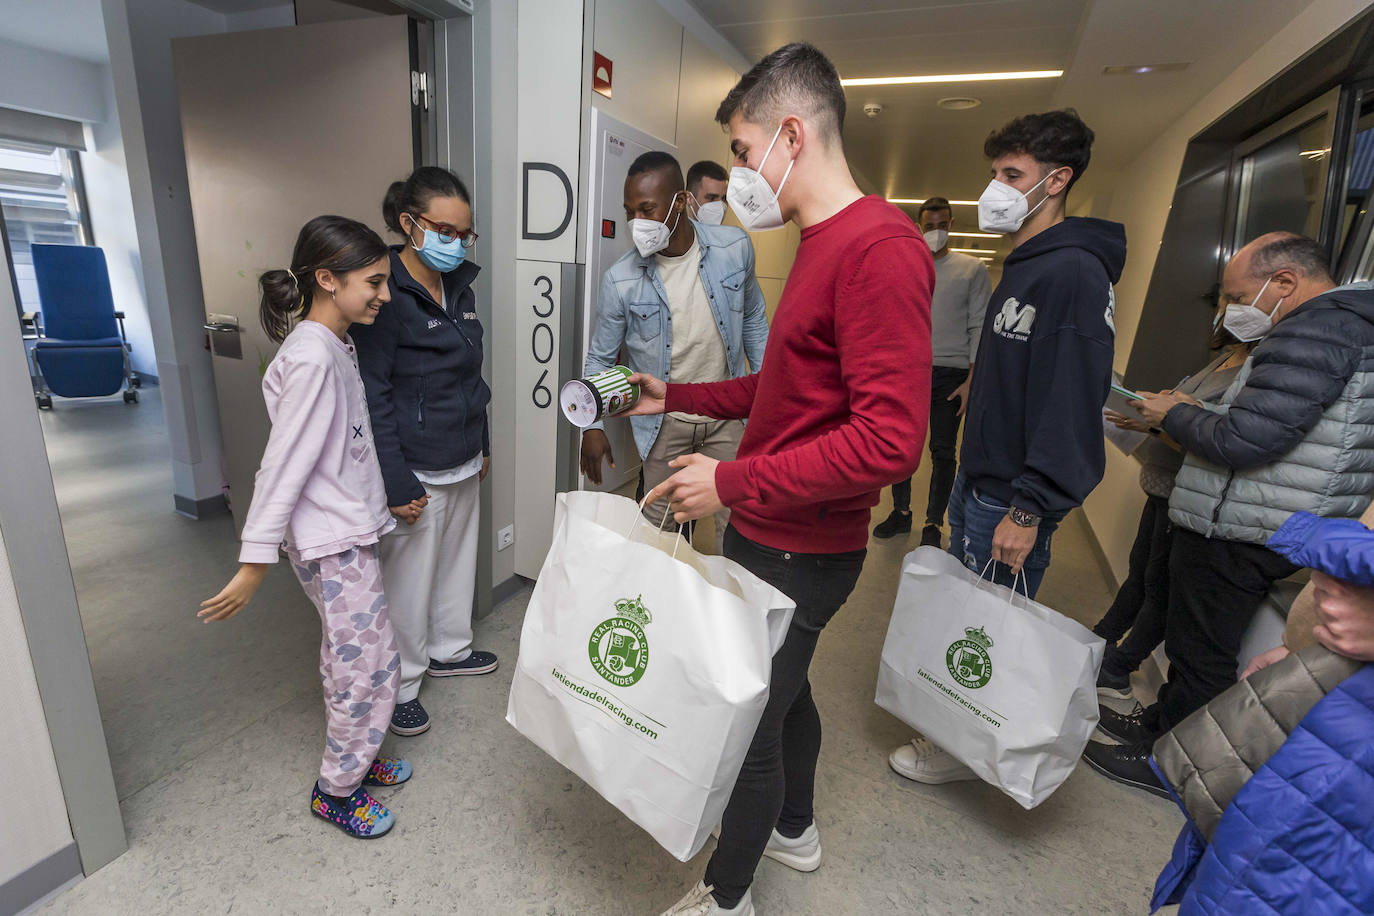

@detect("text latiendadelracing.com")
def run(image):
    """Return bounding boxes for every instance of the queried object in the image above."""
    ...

[552,667,660,739]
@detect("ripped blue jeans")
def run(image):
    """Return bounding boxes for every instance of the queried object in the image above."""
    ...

[946,470,1065,601]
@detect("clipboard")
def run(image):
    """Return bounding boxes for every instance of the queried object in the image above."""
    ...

[1104,381,1143,417]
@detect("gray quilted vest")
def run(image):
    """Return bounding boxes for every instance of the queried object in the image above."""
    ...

[1169,349,1374,544]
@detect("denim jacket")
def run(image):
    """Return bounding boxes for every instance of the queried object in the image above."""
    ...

[584,220,768,458]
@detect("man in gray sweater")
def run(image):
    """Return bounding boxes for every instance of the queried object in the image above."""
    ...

[873,196,992,546]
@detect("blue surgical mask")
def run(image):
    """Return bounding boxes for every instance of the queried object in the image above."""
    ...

[408,218,467,273]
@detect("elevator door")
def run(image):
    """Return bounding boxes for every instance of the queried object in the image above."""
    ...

[174,16,422,530]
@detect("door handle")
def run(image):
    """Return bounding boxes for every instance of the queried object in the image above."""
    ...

[203,322,241,333]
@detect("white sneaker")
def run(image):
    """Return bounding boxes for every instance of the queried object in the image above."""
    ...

[763,822,822,872]
[659,881,754,916]
[710,822,823,873]
[888,736,978,784]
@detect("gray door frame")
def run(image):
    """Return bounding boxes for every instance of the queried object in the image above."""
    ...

[0,222,126,875]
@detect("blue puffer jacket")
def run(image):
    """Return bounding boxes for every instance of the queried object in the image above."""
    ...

[1153,664,1374,914]
[1268,510,1374,586]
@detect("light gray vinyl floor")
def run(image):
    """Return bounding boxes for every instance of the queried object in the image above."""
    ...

[37,390,1181,915]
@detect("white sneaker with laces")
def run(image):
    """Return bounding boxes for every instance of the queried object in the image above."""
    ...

[888,736,978,784]
[659,881,754,916]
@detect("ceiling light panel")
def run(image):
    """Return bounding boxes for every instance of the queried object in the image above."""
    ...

[841,70,1063,87]
[1101,62,1190,76]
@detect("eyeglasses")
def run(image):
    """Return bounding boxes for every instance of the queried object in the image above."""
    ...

[410,213,479,248]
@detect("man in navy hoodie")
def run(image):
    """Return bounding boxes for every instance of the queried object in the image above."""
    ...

[889,109,1127,786]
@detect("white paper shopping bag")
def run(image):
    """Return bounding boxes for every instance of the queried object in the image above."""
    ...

[875,546,1105,809]
[506,491,795,861]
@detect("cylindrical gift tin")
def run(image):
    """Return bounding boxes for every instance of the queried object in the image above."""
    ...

[560,365,641,428]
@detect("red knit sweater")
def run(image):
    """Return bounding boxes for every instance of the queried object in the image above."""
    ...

[665,195,933,553]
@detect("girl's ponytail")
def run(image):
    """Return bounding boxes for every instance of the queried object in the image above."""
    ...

[259,268,305,344]
[258,216,389,343]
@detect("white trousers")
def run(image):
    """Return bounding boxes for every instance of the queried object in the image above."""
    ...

[378,474,480,703]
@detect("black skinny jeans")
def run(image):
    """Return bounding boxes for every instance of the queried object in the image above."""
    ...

[705,526,865,908]
[1143,528,1299,735]
[892,366,968,526]
[1092,494,1173,678]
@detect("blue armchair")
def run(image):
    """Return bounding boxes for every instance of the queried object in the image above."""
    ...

[27,244,139,409]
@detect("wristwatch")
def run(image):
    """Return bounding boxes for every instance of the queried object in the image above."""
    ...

[1008,506,1041,528]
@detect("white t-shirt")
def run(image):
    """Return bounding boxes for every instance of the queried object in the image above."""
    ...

[655,236,728,422]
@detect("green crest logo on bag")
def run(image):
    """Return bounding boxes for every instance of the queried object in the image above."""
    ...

[945,626,994,689]
[588,596,652,687]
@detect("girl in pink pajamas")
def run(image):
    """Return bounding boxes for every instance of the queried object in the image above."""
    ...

[199,216,414,839]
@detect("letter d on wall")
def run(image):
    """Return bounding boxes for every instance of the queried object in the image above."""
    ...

[522,162,574,242]
[516,0,582,263]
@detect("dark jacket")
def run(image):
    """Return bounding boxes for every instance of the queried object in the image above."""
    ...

[350,248,491,506]
[1166,281,1374,543]
[959,217,1127,516]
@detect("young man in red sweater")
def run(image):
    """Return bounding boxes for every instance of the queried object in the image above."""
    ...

[627,43,934,916]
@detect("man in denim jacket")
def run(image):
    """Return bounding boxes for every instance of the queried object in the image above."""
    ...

[581,151,768,553]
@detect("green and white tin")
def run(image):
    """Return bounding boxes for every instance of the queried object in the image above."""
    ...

[560,365,641,428]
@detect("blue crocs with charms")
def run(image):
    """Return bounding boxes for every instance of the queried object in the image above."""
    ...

[310,785,395,838]
[362,756,413,787]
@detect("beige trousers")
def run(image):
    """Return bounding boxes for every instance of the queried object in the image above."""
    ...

[641,415,744,555]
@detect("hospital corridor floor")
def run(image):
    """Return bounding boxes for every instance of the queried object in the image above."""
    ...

[38,393,1180,914]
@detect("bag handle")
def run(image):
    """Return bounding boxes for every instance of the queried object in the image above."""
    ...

[976,558,1032,607]
[627,494,687,560]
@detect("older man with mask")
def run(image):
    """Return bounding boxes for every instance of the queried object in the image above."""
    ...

[581,150,768,553]
[1084,232,1374,796]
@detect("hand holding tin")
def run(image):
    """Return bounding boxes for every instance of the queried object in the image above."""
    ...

[623,373,667,416]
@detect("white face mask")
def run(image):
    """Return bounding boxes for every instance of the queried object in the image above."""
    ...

[1222,277,1283,342]
[727,124,794,232]
[695,199,726,226]
[630,191,684,258]
[977,168,1061,234]
[923,229,948,253]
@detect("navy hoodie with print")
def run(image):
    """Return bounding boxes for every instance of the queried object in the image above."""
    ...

[959,216,1127,516]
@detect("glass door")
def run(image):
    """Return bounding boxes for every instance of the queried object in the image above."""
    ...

[1231,88,1341,249]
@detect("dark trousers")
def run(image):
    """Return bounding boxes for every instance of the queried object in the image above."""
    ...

[704,526,865,907]
[892,366,968,526]
[1144,528,1299,734]
[1093,494,1173,678]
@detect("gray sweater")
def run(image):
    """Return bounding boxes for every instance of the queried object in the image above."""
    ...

[929,251,992,369]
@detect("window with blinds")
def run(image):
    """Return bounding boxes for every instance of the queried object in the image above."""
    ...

[0,139,91,312]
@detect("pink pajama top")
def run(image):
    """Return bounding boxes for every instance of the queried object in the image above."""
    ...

[239,320,395,564]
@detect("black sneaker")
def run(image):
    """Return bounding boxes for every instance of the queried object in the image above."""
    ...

[1082,740,1170,799]
[1096,665,1133,702]
[873,511,913,539]
[1095,704,1155,745]
[919,525,943,548]
[427,650,499,677]
[389,698,431,736]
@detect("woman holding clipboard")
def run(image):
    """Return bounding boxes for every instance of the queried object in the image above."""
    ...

[1094,309,1255,703]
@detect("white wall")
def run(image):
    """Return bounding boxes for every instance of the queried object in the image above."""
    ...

[589,0,798,316]
[0,528,74,892]
[81,66,157,379]
[0,37,105,123]
[1081,0,1372,580]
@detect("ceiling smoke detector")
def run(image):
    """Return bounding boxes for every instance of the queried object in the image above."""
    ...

[937,97,982,110]
[863,102,883,118]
